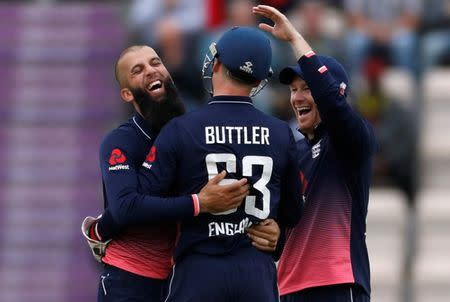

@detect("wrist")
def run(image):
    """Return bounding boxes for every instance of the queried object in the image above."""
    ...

[290,34,313,60]
[191,194,201,216]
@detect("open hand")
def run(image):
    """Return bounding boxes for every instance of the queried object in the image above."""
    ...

[252,5,299,42]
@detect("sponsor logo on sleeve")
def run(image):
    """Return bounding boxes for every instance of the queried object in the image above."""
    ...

[142,146,156,169]
[108,148,129,171]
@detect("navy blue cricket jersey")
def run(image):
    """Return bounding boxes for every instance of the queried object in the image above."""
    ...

[277,55,377,297]
[97,113,197,279]
[140,95,303,261]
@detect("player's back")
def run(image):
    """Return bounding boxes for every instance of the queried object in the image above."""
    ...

[142,95,302,260]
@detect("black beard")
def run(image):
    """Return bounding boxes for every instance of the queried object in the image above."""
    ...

[131,80,186,131]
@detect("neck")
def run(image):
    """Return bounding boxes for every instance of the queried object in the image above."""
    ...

[213,84,251,97]
[133,103,144,117]
[212,65,253,97]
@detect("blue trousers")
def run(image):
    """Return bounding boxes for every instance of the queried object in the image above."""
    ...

[163,248,278,302]
[97,264,165,302]
[281,284,370,302]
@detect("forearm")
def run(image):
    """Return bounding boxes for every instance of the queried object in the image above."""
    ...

[94,192,198,241]
[289,33,313,61]
[107,192,198,227]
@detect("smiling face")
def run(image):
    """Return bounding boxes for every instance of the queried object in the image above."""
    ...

[116,46,171,106]
[114,45,185,129]
[289,76,321,139]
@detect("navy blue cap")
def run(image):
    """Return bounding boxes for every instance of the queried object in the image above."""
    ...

[279,55,349,91]
[216,26,272,82]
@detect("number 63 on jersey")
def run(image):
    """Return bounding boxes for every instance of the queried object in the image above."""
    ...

[205,153,273,219]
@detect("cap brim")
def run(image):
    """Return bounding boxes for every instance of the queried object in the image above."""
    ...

[279,65,304,85]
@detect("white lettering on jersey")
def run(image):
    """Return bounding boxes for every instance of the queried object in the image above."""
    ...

[108,164,129,171]
[208,218,253,237]
[204,126,270,145]
[205,126,215,144]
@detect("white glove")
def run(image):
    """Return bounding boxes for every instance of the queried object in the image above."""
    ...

[81,215,111,263]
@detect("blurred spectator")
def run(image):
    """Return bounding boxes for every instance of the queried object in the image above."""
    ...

[198,0,259,94]
[127,0,205,45]
[343,0,422,79]
[201,0,257,40]
[419,0,450,69]
[353,57,419,302]
[199,0,280,113]
[258,0,296,13]
[126,0,206,109]
[355,58,419,203]
[287,0,345,64]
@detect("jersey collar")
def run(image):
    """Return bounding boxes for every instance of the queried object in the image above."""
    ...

[300,122,326,146]
[133,113,158,141]
[208,95,254,106]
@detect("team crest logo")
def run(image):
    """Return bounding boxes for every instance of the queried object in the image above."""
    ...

[108,148,129,171]
[311,140,321,159]
[239,61,253,74]
[142,146,156,169]
[339,82,347,96]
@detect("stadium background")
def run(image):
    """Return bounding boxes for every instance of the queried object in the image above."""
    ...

[0,0,448,301]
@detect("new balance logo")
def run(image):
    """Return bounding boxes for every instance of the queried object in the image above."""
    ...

[239,61,253,74]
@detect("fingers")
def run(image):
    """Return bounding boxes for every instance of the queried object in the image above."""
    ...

[220,177,248,192]
[226,182,250,207]
[208,170,227,184]
[246,219,279,250]
[258,23,274,34]
[259,218,274,226]
[252,7,271,19]
[246,226,275,239]
[228,183,250,198]
[248,232,277,252]
[230,184,249,201]
[252,5,275,17]
[252,5,281,20]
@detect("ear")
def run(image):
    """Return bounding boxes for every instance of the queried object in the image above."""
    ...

[120,88,134,103]
[212,59,221,73]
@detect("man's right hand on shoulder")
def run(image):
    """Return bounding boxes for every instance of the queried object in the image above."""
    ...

[81,215,111,263]
[197,171,249,214]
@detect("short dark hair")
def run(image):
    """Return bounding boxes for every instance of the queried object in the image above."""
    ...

[114,45,147,87]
